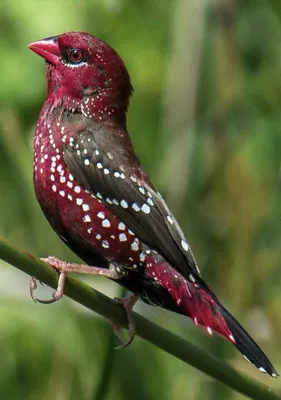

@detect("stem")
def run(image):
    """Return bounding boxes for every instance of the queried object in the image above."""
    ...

[0,236,279,400]
[94,287,128,400]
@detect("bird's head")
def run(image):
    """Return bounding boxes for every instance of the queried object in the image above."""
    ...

[29,32,133,124]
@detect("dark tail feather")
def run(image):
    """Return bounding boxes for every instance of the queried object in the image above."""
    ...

[219,304,278,378]
[142,257,278,377]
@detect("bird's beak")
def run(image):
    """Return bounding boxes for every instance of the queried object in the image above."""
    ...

[28,36,60,65]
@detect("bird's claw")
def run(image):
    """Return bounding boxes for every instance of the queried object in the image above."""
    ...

[29,274,64,304]
[29,257,67,304]
[112,294,138,349]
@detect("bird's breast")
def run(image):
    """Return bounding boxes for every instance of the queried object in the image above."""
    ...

[33,121,143,267]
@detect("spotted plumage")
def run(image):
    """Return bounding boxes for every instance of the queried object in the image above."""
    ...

[29,32,278,377]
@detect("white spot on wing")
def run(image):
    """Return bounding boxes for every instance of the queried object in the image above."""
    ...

[141,204,150,214]
[132,203,140,212]
[120,200,128,208]
[167,215,173,225]
[181,240,189,251]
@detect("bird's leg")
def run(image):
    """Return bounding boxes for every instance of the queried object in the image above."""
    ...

[112,294,138,349]
[30,256,124,304]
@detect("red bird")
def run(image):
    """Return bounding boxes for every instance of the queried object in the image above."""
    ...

[28,32,277,377]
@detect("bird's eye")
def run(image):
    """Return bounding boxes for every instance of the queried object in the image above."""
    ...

[68,48,85,64]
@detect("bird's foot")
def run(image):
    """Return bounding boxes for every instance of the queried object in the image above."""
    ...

[30,256,123,304]
[112,294,138,349]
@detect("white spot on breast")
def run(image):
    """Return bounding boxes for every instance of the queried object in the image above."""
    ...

[87,228,92,234]
[120,200,128,208]
[84,159,90,165]
[181,240,189,251]
[60,176,66,183]
[97,211,105,219]
[74,186,81,193]
[67,181,73,188]
[104,169,110,175]
[131,239,139,251]
[96,192,103,199]
[83,215,91,223]
[141,204,150,214]
[128,229,134,236]
[119,233,127,242]
[59,190,65,197]
[97,163,103,169]
[52,185,57,192]
[76,198,83,206]
[67,194,73,201]
[82,204,90,212]
[102,219,111,228]
[96,234,101,240]
[114,172,120,178]
[118,222,126,230]
[102,240,109,249]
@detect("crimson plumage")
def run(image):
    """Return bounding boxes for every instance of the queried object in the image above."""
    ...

[29,32,278,377]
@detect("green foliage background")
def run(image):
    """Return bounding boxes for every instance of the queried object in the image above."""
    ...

[0,0,280,399]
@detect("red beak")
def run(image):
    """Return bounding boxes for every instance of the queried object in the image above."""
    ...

[28,36,60,64]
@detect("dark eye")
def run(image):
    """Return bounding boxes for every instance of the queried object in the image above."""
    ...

[68,48,85,64]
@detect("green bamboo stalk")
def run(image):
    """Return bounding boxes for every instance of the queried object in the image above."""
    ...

[93,287,127,400]
[0,235,279,400]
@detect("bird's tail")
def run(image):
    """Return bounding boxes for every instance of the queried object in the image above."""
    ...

[218,303,278,377]
[180,280,278,378]
[144,258,278,377]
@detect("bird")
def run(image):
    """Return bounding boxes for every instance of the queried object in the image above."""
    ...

[28,31,278,377]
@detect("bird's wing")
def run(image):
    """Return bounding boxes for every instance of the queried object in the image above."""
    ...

[63,127,201,282]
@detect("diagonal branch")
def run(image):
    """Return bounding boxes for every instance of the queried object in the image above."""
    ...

[0,236,279,400]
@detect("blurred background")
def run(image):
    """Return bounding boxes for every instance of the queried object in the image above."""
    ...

[0,0,280,398]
